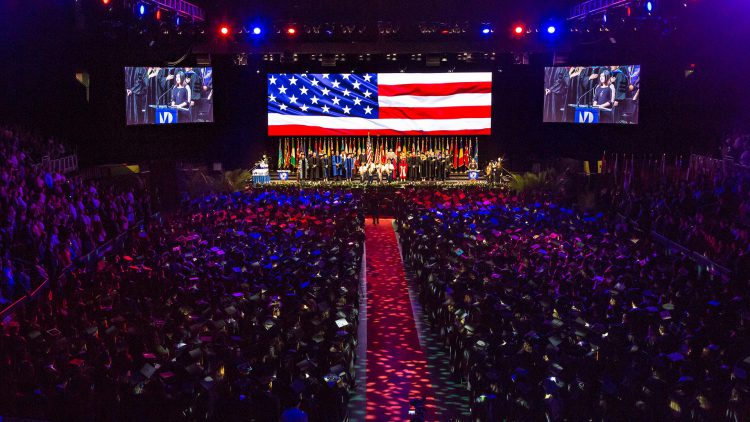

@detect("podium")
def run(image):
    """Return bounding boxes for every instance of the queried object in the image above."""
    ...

[567,104,615,124]
[252,169,270,185]
[277,170,291,181]
[467,170,480,180]
[149,105,189,124]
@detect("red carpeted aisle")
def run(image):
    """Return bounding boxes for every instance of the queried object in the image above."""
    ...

[365,219,436,420]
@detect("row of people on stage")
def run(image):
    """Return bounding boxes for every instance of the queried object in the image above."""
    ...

[125,66,213,125]
[485,157,505,184]
[296,150,474,182]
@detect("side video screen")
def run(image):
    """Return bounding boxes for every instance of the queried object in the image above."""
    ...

[125,67,213,125]
[544,65,640,124]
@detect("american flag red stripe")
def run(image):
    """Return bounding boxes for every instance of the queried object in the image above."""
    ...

[378,81,492,97]
[378,106,492,120]
[268,126,490,136]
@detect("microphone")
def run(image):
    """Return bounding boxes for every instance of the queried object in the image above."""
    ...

[156,87,173,106]
[577,85,597,106]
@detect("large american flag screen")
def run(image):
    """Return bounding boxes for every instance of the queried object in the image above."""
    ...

[267,72,492,136]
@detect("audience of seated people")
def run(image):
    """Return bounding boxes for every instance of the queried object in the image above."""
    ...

[396,188,750,421]
[0,127,149,312]
[0,189,364,421]
[723,132,750,168]
[604,170,750,273]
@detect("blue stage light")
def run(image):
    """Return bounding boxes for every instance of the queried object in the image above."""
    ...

[646,1,653,12]
[481,27,491,35]
[603,13,607,23]
[252,26,262,35]
[138,4,146,16]
[176,16,180,26]
[547,25,556,34]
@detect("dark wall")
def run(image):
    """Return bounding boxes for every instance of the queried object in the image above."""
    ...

[2,1,748,171]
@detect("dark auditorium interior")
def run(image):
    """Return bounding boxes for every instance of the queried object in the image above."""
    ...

[1,0,750,421]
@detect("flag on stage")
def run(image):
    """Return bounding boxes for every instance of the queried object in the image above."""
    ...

[278,140,283,168]
[267,73,492,136]
[366,133,373,162]
[458,139,464,167]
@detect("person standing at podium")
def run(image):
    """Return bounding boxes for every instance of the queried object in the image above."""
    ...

[593,72,614,109]
[170,71,192,123]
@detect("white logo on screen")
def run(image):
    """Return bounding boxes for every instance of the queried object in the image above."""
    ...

[578,111,594,123]
[158,112,174,124]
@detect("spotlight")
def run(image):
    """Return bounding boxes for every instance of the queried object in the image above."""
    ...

[547,25,556,34]
[155,9,161,20]
[252,26,262,35]
[646,1,653,12]
[102,0,110,4]
[481,27,491,35]
[627,6,631,16]
[220,26,230,35]
[514,25,524,35]
[176,16,180,26]
[138,4,146,16]
[603,13,607,23]
[286,27,297,35]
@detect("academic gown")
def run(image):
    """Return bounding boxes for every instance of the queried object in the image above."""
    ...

[321,156,330,179]
[332,155,343,177]
[300,157,309,179]
[344,157,354,180]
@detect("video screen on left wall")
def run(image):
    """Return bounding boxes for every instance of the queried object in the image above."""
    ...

[125,67,213,125]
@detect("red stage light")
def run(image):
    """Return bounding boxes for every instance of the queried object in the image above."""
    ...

[627,6,631,16]
[155,9,161,20]
[514,25,524,35]
[102,0,110,4]
[287,27,297,35]
[220,26,230,35]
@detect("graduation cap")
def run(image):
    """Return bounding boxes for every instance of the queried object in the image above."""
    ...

[667,352,684,363]
[291,378,307,394]
[185,363,203,377]
[140,363,157,379]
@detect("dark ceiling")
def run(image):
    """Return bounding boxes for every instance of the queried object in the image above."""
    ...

[200,0,570,24]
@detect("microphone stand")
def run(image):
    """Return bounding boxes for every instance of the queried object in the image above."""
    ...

[156,87,174,107]
[577,85,597,106]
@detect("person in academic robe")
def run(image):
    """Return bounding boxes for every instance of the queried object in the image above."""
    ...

[419,153,428,181]
[399,153,408,181]
[443,151,452,181]
[432,153,441,181]
[146,67,161,120]
[544,66,569,123]
[310,154,320,180]
[299,153,309,180]
[344,154,355,181]
[126,67,149,125]
[321,154,330,181]
[423,152,432,181]
[184,67,203,121]
[331,152,343,181]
